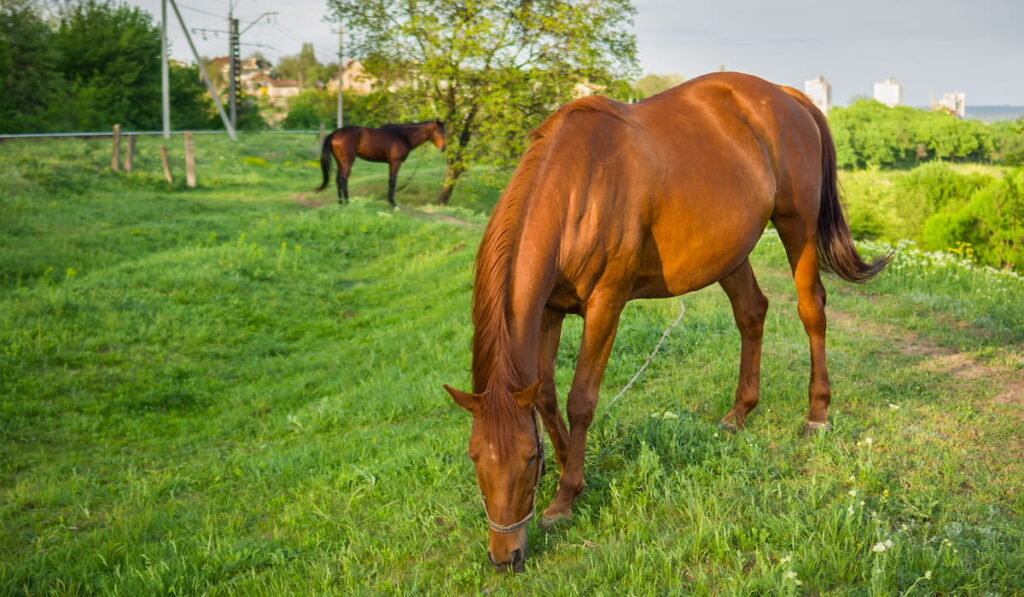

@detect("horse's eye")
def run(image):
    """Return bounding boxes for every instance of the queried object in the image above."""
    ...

[527,454,537,465]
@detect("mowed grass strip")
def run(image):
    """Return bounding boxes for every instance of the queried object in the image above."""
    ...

[1,136,1023,594]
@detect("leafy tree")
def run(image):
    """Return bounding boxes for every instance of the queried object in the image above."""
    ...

[229,89,268,131]
[275,43,334,88]
[200,56,228,91]
[52,0,163,130]
[168,63,218,130]
[989,119,1024,166]
[331,0,638,204]
[829,100,1001,168]
[633,73,684,99]
[0,0,63,133]
[343,91,393,127]
[282,89,336,128]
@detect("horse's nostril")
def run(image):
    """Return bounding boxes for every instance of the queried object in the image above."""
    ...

[486,551,505,572]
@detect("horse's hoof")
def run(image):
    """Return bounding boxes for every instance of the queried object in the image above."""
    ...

[539,513,570,530]
[717,421,740,434]
[801,421,833,436]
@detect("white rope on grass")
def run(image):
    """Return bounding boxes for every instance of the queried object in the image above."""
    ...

[602,300,686,414]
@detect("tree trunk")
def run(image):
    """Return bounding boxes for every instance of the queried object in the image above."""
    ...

[435,104,478,205]
[436,159,466,205]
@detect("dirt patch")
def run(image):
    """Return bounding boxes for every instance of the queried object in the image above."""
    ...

[397,206,482,229]
[761,277,1024,412]
[293,192,333,209]
[828,306,1024,413]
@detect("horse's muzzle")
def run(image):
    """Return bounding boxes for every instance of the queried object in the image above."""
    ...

[487,547,525,573]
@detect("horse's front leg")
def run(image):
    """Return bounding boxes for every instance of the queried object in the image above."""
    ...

[718,258,769,431]
[537,308,570,471]
[387,160,401,206]
[541,293,625,527]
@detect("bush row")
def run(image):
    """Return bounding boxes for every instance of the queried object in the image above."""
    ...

[843,162,1024,269]
[829,100,1024,168]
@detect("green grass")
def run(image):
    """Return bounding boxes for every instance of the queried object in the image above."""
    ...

[2,136,1023,595]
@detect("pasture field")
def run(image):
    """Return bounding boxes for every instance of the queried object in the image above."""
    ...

[2,134,1024,595]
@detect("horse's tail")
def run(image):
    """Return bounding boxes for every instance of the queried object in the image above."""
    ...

[314,130,335,193]
[784,87,891,282]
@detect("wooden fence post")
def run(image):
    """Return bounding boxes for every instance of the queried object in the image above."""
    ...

[123,134,137,172]
[184,131,196,188]
[111,124,121,172]
[159,146,173,183]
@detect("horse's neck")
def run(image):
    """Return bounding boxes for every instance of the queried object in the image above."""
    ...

[404,125,431,148]
[472,214,550,395]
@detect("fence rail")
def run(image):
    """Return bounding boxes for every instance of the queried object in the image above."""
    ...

[0,129,320,140]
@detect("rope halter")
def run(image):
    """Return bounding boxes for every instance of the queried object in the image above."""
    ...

[481,409,545,534]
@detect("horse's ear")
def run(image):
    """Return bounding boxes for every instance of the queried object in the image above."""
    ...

[444,385,482,413]
[512,379,542,410]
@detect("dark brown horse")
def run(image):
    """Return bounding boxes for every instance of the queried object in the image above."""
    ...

[315,120,446,205]
[444,72,888,572]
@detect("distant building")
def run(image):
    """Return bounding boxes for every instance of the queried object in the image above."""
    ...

[327,60,375,95]
[804,76,831,115]
[937,91,966,118]
[263,80,302,106]
[873,77,902,107]
[208,56,274,93]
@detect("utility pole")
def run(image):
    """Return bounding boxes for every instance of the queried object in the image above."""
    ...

[337,28,344,129]
[168,0,237,140]
[161,0,170,139]
[194,8,275,131]
[228,14,240,129]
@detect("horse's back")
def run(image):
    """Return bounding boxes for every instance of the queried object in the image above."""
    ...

[527,72,823,299]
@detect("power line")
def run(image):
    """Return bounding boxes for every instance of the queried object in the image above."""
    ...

[175,2,224,19]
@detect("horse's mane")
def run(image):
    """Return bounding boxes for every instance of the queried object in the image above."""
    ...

[380,121,439,145]
[471,95,628,452]
[381,121,438,129]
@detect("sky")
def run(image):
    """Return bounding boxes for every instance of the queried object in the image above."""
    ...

[134,0,1024,107]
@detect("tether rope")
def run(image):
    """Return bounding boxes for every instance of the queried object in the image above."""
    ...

[601,300,686,415]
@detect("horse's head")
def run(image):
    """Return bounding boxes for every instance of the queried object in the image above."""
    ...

[444,381,543,573]
[431,120,447,151]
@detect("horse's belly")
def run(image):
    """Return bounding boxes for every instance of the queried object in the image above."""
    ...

[631,199,771,298]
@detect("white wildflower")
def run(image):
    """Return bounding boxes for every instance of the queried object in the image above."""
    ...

[924,570,932,580]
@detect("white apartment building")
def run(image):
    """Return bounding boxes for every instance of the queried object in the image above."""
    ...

[804,76,832,115]
[938,91,966,118]
[873,77,903,107]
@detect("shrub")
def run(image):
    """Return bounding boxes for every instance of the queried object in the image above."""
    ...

[920,168,1024,268]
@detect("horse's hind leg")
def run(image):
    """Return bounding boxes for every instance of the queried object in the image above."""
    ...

[336,160,352,204]
[773,213,832,433]
[719,258,768,431]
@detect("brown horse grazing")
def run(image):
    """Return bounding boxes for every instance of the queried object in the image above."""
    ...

[315,120,446,205]
[443,72,889,572]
